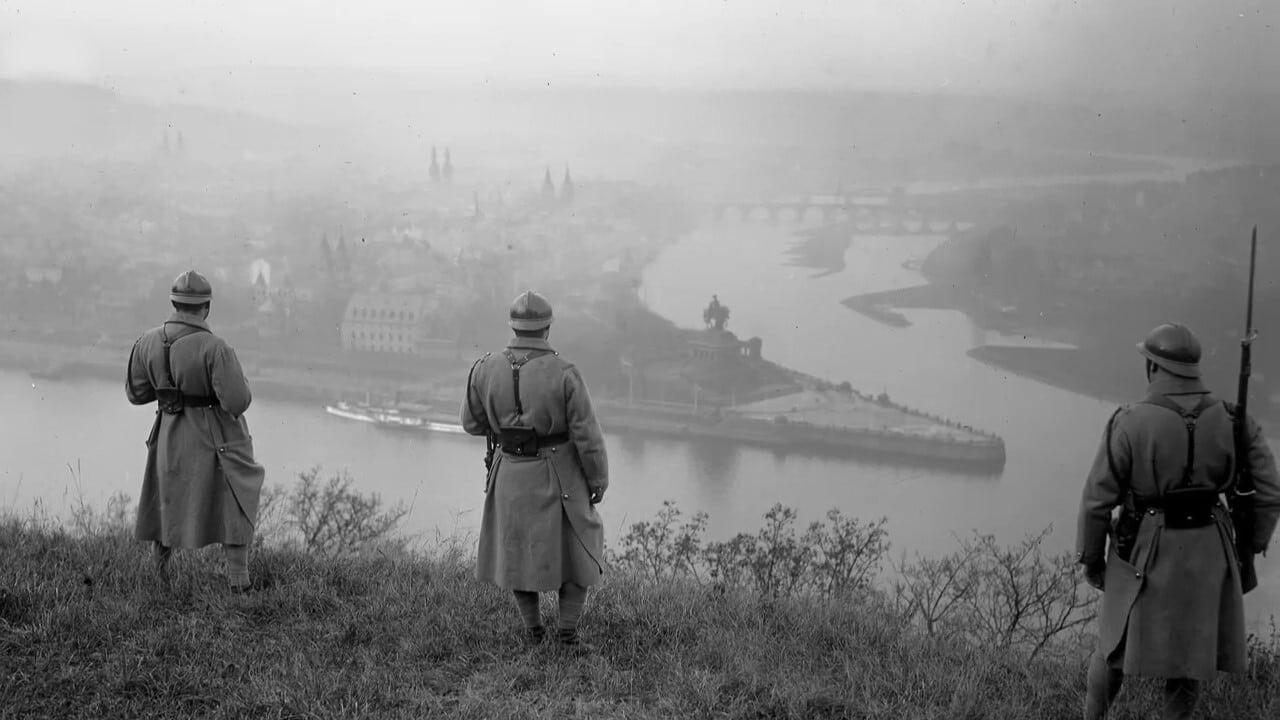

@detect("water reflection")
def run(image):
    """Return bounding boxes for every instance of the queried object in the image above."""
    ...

[685,438,741,489]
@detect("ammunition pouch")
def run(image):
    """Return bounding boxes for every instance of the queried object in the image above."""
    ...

[499,426,540,456]
[498,427,571,456]
[1115,489,1221,561]
[154,323,213,416]
[156,387,218,415]
[1157,488,1221,529]
[156,387,185,415]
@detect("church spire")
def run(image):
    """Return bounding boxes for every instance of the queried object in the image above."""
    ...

[542,166,556,200]
[561,166,575,203]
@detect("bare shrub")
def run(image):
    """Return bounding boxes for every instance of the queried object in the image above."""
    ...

[703,505,890,600]
[614,500,708,582]
[614,501,891,601]
[253,483,292,549]
[891,544,981,640]
[284,466,409,558]
[891,528,1094,660]
[699,532,745,589]
[731,504,813,599]
[612,502,1091,659]
[804,509,889,598]
[956,528,1096,661]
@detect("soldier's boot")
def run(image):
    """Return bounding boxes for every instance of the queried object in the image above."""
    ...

[523,626,547,646]
[555,582,595,654]
[152,542,173,587]
[555,627,596,654]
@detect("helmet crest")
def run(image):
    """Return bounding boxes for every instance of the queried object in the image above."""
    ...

[170,270,213,304]
[509,290,554,331]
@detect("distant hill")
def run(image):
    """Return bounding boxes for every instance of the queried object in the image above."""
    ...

[108,68,1280,185]
[0,79,341,164]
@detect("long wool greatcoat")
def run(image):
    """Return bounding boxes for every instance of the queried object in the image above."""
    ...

[461,336,608,591]
[1077,374,1280,680]
[126,313,265,548]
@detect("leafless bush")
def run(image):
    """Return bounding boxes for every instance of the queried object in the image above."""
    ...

[703,532,753,589]
[804,509,889,598]
[892,544,981,640]
[614,501,889,601]
[282,466,409,558]
[614,500,708,582]
[715,504,814,600]
[957,528,1096,661]
[894,527,1096,661]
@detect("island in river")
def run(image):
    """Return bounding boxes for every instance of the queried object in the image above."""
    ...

[828,163,1280,420]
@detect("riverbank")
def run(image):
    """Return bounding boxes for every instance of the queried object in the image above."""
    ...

[966,346,1134,406]
[3,516,1276,718]
[0,308,1009,472]
[0,334,466,407]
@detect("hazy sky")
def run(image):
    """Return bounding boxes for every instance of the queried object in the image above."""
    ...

[2,1,1276,97]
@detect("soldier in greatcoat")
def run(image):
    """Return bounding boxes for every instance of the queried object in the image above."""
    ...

[126,270,266,591]
[1076,323,1280,719]
[462,290,608,649]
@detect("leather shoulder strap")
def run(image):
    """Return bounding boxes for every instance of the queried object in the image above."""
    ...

[1138,395,1222,489]
[502,348,555,417]
[159,323,209,389]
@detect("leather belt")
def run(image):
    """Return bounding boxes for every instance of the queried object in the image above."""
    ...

[182,395,219,408]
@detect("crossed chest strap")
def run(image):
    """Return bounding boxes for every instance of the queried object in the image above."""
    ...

[1107,395,1229,528]
[496,349,569,454]
[155,323,218,413]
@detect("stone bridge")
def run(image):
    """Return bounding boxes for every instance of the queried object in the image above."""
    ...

[709,195,981,234]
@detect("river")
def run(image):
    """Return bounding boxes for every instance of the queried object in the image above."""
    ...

[1,218,1276,621]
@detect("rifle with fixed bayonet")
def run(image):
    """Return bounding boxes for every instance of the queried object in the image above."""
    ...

[1232,225,1260,594]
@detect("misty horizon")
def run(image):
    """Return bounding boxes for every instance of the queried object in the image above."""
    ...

[4,1,1278,101]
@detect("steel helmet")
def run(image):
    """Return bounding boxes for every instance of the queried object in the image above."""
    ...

[508,290,554,331]
[170,269,213,304]
[1137,323,1201,378]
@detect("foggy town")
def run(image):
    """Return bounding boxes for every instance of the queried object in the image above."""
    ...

[3,2,1280,718]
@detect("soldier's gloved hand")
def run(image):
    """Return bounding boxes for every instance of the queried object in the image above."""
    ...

[1084,561,1106,591]
[588,486,605,505]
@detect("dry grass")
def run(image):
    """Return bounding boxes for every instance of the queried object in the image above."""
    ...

[0,512,1276,719]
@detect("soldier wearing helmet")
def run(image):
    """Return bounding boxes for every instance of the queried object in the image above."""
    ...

[126,270,265,592]
[1077,323,1280,719]
[461,290,609,651]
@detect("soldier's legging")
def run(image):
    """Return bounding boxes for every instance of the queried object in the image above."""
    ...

[152,542,251,587]
[1084,649,1201,720]
[512,582,588,630]
[224,544,250,587]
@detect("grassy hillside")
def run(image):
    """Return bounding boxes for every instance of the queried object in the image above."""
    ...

[1,498,1277,719]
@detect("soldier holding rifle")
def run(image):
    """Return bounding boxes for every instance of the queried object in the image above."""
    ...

[1076,228,1280,719]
